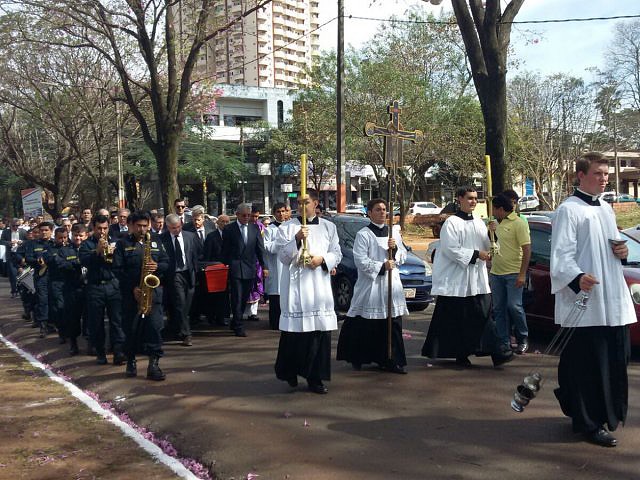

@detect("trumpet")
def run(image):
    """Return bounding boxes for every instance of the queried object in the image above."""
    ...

[99,232,114,263]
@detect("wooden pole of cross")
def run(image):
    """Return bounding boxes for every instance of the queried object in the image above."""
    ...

[364,100,424,361]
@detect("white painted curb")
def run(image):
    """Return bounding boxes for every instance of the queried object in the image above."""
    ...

[0,333,200,480]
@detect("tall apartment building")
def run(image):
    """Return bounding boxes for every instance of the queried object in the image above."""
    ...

[177,0,320,88]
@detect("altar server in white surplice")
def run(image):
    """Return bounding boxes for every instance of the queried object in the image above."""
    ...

[264,202,287,330]
[550,152,636,448]
[421,186,513,368]
[274,190,342,394]
[337,198,409,374]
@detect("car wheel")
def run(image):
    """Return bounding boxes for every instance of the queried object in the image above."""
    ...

[333,274,353,312]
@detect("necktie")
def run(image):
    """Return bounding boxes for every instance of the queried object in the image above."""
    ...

[174,235,184,269]
[199,230,204,242]
[241,224,248,244]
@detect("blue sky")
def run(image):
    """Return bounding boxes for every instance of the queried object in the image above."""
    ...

[317,0,640,80]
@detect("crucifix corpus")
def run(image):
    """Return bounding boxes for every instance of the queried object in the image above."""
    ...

[364,100,424,360]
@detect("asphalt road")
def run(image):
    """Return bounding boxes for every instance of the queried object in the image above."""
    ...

[1,279,639,480]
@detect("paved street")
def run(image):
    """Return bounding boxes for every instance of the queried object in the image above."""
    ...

[1,277,639,480]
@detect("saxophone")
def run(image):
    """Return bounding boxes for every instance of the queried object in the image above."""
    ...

[99,232,114,263]
[138,232,161,316]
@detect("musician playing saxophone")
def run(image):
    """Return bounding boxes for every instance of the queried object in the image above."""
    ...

[112,210,169,381]
[24,222,54,337]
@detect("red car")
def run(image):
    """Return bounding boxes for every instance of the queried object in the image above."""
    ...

[525,220,640,346]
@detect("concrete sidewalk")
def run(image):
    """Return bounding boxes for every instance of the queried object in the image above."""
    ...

[1,276,639,480]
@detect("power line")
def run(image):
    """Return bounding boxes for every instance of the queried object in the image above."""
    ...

[347,13,640,25]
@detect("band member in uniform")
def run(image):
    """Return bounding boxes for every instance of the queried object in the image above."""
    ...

[79,214,126,365]
[274,191,342,394]
[25,222,54,337]
[15,228,36,322]
[113,211,169,380]
[264,203,287,330]
[46,227,70,344]
[337,198,409,374]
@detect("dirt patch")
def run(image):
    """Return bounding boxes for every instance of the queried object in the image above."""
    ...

[0,344,180,480]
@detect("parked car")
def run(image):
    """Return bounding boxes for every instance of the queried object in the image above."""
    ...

[327,215,433,312]
[408,202,442,215]
[345,204,366,216]
[524,219,640,346]
[518,195,540,211]
[602,192,636,203]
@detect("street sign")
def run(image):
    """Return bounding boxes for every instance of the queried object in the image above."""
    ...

[281,183,293,192]
[287,193,298,198]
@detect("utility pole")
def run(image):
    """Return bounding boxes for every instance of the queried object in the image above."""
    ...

[336,0,346,213]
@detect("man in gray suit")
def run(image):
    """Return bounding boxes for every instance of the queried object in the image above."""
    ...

[222,203,268,337]
[161,214,200,346]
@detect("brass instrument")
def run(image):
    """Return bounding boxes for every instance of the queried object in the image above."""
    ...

[138,232,161,316]
[298,153,312,267]
[37,256,47,277]
[99,232,114,263]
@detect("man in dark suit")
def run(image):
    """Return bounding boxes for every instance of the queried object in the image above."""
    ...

[203,214,230,325]
[183,206,214,325]
[174,198,192,225]
[161,213,200,346]
[183,206,214,248]
[108,208,130,241]
[222,204,268,337]
[1,219,27,297]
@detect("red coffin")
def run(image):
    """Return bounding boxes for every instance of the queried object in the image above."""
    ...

[204,264,229,293]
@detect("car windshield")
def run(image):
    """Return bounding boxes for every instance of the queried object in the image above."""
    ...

[622,231,640,264]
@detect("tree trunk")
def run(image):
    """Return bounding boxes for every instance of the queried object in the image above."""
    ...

[157,134,181,214]
[480,76,507,194]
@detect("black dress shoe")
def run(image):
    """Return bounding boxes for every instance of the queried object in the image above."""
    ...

[247,315,260,322]
[126,358,138,378]
[455,357,472,368]
[234,329,247,337]
[287,377,298,387]
[69,338,79,356]
[516,338,529,355]
[113,352,127,366]
[492,349,514,367]
[587,428,617,447]
[146,356,166,381]
[96,354,108,365]
[386,364,408,374]
[308,381,328,394]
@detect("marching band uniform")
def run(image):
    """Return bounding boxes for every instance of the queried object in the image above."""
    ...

[337,223,409,373]
[15,239,36,322]
[48,242,84,354]
[274,215,342,393]
[46,239,68,343]
[79,234,126,365]
[24,235,52,335]
[113,233,169,380]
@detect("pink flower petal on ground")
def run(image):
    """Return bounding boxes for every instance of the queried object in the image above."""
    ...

[426,363,433,367]
[303,419,310,427]
[247,473,260,480]
[402,333,412,339]
[283,411,292,418]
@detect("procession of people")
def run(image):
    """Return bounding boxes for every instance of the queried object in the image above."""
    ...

[0,152,635,448]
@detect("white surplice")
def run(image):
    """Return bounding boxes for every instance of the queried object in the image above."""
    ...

[347,225,409,319]
[431,214,491,297]
[276,217,342,332]
[263,222,283,296]
[550,196,636,328]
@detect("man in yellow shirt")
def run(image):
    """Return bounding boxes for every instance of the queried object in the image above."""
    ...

[489,194,532,354]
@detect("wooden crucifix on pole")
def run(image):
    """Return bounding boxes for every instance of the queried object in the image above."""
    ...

[364,100,424,361]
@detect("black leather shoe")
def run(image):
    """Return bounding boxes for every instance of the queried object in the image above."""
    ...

[386,364,407,374]
[455,357,472,368]
[308,381,328,394]
[146,356,166,381]
[96,354,108,365]
[492,349,514,367]
[234,329,247,337]
[113,352,127,366]
[126,358,138,378]
[69,338,79,356]
[587,428,617,447]
[287,377,298,387]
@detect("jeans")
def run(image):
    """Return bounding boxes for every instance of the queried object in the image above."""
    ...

[490,273,528,348]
